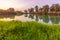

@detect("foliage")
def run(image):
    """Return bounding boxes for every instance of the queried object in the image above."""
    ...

[0,21,60,40]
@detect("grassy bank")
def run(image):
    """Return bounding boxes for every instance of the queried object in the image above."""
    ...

[0,21,60,40]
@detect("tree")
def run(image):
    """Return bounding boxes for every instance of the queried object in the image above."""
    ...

[50,4,60,12]
[39,8,43,14]
[28,9,31,14]
[7,8,15,15]
[24,10,28,14]
[42,5,49,15]
[28,8,34,14]
[8,8,15,12]
[35,5,39,12]
[39,8,43,12]
[30,8,34,13]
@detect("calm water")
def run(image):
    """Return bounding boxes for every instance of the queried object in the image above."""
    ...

[0,14,60,24]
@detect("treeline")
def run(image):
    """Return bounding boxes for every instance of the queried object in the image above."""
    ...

[0,8,15,15]
[1,4,60,15]
[24,4,60,15]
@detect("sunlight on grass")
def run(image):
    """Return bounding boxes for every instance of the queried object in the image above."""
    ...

[0,21,60,40]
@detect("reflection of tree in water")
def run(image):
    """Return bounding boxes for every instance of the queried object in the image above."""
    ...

[24,14,60,24]
[55,17,60,24]
[42,15,49,23]
[24,14,28,17]
[39,15,43,20]
[0,15,15,19]
[28,14,34,19]
[35,15,39,21]
[50,16,60,24]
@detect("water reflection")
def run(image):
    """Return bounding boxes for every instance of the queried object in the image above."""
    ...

[0,15,15,19]
[0,14,60,24]
[35,15,39,21]
[24,14,28,17]
[29,14,34,19]
[0,15,15,21]
[25,14,60,24]
[42,15,49,23]
[50,16,60,24]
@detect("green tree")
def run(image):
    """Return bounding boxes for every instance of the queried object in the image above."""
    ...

[50,4,60,12]
[42,5,49,15]
[35,5,39,12]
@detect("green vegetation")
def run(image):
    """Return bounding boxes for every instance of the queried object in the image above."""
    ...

[24,4,60,15]
[0,21,60,40]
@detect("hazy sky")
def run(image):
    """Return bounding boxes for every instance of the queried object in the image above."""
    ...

[0,0,60,11]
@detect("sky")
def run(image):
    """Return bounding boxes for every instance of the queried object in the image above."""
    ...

[0,0,60,11]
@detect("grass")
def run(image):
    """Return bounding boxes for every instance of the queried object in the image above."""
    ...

[0,21,60,40]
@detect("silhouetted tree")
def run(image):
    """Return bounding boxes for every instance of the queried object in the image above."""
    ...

[42,5,49,15]
[39,8,43,14]
[8,8,15,12]
[7,8,15,15]
[50,4,60,12]
[39,8,43,11]
[28,8,34,14]
[35,5,39,12]
[28,9,31,14]
[30,8,34,13]
[16,11,23,15]
[24,10,28,14]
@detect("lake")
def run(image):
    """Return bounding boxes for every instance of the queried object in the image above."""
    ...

[0,14,60,24]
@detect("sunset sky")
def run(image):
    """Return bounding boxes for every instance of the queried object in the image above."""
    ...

[0,0,60,11]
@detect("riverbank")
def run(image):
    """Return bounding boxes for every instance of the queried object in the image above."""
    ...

[0,21,60,40]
